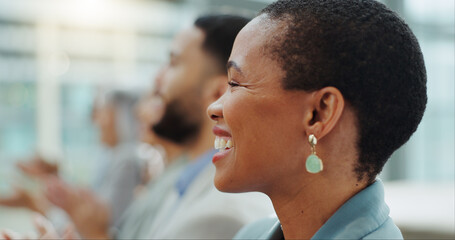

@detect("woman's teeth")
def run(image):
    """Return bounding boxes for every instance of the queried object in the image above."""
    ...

[214,136,233,151]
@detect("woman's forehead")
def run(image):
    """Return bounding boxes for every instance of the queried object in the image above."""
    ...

[234,16,273,50]
[230,18,284,80]
[232,16,285,64]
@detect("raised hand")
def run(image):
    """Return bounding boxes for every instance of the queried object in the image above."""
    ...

[16,155,59,179]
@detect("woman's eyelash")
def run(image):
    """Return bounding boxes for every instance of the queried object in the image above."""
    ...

[228,81,240,87]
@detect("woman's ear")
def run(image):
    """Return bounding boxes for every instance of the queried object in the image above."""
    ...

[303,87,345,139]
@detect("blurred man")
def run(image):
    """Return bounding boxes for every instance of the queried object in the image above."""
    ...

[116,14,273,239]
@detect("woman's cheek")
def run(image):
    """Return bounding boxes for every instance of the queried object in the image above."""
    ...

[223,93,244,141]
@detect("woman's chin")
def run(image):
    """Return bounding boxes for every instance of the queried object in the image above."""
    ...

[213,173,241,193]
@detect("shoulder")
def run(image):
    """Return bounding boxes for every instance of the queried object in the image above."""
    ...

[234,216,279,240]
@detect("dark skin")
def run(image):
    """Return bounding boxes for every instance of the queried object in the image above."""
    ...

[207,15,369,239]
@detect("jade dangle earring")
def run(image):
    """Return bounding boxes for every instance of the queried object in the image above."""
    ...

[305,134,323,173]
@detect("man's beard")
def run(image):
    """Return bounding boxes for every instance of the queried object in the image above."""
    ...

[151,95,203,144]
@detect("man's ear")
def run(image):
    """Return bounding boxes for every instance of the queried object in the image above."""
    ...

[203,75,228,104]
[303,87,345,139]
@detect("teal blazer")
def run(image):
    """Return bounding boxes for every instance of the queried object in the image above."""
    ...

[234,180,403,239]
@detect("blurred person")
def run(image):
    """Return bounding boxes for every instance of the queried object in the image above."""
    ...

[0,89,144,235]
[89,89,143,221]
[111,76,189,239]
[207,0,427,239]
[45,89,144,232]
[141,14,273,239]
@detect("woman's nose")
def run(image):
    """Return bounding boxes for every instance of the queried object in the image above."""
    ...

[207,96,223,121]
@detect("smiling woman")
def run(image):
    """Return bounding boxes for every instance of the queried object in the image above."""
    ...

[207,0,427,239]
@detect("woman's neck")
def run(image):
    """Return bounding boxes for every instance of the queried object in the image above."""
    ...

[268,178,367,239]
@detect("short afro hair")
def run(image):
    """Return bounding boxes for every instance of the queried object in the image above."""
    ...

[260,0,427,183]
[195,15,251,75]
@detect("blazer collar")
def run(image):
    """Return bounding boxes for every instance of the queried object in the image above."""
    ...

[262,180,389,240]
[312,179,390,239]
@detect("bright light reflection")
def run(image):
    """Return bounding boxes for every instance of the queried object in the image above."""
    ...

[58,0,115,27]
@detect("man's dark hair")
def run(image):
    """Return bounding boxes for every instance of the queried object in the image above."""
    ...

[195,15,251,75]
[260,0,427,183]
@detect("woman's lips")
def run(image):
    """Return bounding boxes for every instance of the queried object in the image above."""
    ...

[212,126,232,137]
[212,147,233,164]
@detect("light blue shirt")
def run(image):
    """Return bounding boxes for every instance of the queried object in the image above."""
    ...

[234,179,403,239]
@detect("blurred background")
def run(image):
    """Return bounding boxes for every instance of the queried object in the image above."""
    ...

[0,0,453,239]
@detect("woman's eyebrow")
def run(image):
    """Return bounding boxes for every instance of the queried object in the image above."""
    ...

[226,60,243,75]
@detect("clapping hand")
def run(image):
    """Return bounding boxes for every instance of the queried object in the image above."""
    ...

[0,186,47,214]
[44,177,111,239]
